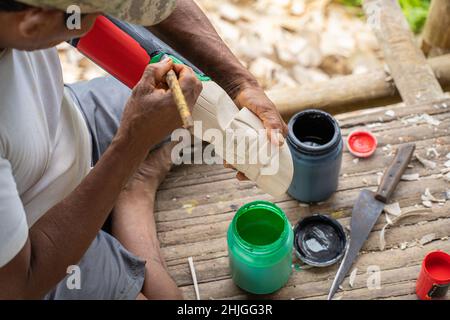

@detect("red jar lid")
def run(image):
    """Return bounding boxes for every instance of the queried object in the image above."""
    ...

[347,130,377,158]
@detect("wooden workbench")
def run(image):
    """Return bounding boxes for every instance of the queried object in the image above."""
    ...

[155,97,450,300]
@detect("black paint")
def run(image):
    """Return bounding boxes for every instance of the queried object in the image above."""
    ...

[294,214,347,267]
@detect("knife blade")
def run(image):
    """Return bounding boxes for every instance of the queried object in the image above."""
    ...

[327,143,416,300]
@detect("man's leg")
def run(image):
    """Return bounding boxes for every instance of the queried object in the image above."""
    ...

[112,142,182,299]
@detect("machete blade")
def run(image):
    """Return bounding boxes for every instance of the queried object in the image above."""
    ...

[327,189,384,300]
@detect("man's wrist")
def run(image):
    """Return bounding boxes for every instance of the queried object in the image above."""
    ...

[218,67,260,100]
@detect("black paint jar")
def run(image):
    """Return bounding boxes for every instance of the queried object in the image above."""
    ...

[287,110,343,203]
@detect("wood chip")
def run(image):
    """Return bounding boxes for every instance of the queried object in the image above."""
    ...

[419,233,436,246]
[426,148,440,158]
[384,202,402,216]
[422,200,433,208]
[415,154,437,169]
[379,209,431,251]
[401,173,420,181]
[421,188,446,203]
[385,110,395,117]
[404,114,441,126]
[349,268,358,288]
[445,160,450,168]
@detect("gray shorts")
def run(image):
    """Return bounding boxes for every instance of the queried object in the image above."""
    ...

[45,77,147,300]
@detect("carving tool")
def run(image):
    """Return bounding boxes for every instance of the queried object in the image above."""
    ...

[327,143,416,300]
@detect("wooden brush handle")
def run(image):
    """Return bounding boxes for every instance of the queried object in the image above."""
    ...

[166,69,194,129]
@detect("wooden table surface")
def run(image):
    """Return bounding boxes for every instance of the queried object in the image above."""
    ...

[155,98,450,300]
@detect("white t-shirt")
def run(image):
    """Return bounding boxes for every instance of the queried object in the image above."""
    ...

[0,48,92,267]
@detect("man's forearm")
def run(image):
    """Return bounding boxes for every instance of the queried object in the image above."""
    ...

[148,0,258,99]
[12,129,151,299]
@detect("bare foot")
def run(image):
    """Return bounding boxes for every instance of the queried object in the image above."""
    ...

[128,142,176,193]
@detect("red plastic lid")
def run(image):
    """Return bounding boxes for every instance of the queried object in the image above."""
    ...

[347,131,377,158]
[423,251,450,283]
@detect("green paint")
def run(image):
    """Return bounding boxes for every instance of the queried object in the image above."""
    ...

[150,52,211,82]
[236,208,285,246]
[227,201,293,294]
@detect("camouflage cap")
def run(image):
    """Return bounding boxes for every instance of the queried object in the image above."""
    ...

[18,0,177,25]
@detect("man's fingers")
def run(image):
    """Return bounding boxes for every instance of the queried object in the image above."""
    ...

[140,58,173,88]
[174,65,202,91]
[223,160,234,169]
[223,161,249,181]
[267,127,286,147]
[236,172,249,181]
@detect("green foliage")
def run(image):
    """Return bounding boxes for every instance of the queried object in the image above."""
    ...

[340,0,362,6]
[399,0,430,33]
[338,0,430,33]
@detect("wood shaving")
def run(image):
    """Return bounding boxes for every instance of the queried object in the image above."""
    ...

[384,202,402,216]
[415,154,437,169]
[419,233,436,246]
[404,114,441,126]
[422,200,433,208]
[379,209,430,251]
[441,168,450,174]
[445,160,450,168]
[421,188,446,203]
[349,268,358,288]
[426,148,440,158]
[385,212,393,225]
[385,110,395,118]
[401,173,420,181]
[382,144,392,152]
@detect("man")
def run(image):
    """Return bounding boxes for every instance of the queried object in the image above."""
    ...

[0,0,287,299]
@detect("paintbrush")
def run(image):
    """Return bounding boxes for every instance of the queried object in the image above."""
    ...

[164,58,194,129]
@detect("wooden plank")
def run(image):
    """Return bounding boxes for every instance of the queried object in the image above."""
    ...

[161,212,450,268]
[154,99,450,300]
[363,0,444,105]
[169,220,450,286]
[178,240,450,300]
[267,54,450,119]
[422,0,450,51]
[155,125,450,217]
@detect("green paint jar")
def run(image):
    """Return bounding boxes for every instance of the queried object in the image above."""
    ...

[227,201,293,294]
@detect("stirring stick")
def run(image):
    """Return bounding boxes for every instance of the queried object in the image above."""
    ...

[165,67,194,129]
[188,257,201,300]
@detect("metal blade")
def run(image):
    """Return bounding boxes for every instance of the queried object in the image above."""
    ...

[327,189,384,300]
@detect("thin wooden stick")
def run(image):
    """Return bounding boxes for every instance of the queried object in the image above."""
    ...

[188,257,201,300]
[166,69,194,129]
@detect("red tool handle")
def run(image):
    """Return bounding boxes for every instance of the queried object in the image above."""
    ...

[76,16,150,88]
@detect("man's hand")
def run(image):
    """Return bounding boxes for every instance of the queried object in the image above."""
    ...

[119,59,203,149]
[234,85,288,146]
[223,85,288,182]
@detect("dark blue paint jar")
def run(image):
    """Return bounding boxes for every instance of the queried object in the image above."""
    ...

[287,110,343,203]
